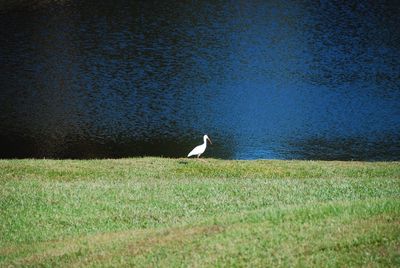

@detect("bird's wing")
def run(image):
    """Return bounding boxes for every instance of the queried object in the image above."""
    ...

[188,145,202,157]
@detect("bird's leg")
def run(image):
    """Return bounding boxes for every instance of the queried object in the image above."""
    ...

[197,154,206,162]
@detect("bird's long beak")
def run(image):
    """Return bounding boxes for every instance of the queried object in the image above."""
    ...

[207,137,212,144]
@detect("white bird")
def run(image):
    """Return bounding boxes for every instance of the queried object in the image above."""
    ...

[187,135,212,158]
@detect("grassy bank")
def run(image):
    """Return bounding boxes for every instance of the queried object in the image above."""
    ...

[0,158,399,267]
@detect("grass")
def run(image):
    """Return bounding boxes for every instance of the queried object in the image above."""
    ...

[0,157,399,267]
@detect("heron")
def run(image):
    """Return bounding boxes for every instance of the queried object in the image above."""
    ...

[187,135,212,158]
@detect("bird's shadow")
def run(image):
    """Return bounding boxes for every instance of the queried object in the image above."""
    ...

[178,160,189,165]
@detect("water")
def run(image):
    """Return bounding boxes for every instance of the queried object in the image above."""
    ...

[0,0,399,160]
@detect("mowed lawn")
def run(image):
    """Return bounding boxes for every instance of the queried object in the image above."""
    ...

[0,158,399,267]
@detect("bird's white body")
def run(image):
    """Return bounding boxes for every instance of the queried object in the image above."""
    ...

[187,135,212,158]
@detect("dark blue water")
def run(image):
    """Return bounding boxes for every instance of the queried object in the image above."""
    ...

[0,0,399,160]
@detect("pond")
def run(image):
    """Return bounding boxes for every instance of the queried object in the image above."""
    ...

[0,0,399,160]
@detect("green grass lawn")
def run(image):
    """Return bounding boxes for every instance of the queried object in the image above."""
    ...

[0,158,399,267]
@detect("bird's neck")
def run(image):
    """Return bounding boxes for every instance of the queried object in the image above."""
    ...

[203,138,207,146]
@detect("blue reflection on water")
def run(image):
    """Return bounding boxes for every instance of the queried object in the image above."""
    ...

[0,0,399,159]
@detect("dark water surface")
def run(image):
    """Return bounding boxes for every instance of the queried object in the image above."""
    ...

[0,0,399,160]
